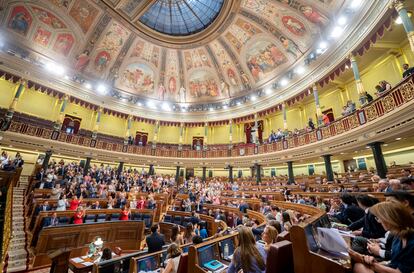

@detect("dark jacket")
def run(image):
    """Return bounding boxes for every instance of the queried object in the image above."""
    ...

[146,232,165,253]
[335,204,365,225]
[348,211,386,239]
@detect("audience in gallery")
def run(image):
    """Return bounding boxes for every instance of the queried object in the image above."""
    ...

[0,151,24,171]
[402,63,414,78]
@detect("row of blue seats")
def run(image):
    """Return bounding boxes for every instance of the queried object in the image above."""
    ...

[41,213,153,227]
[163,214,206,229]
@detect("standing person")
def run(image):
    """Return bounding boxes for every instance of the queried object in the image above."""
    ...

[227,226,267,273]
[56,195,68,211]
[69,196,82,210]
[119,206,130,220]
[170,225,184,245]
[146,224,165,253]
[350,202,414,273]
[183,223,195,244]
[73,207,85,224]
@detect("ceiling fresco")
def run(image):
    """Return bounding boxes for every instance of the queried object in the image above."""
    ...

[1,0,345,104]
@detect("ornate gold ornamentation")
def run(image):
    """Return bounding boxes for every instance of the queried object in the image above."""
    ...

[382,95,396,112]
[365,106,378,121]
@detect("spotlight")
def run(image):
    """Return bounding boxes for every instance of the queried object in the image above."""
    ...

[223,104,228,109]
[395,137,402,141]
[280,78,289,87]
[250,95,257,101]
[146,100,156,109]
[181,108,187,112]
[330,26,344,38]
[350,0,362,9]
[84,83,92,89]
[209,107,214,111]
[236,101,241,106]
[338,16,347,26]
[319,41,328,50]
[162,102,171,111]
[265,88,272,95]
[45,62,65,76]
[137,101,142,106]
[96,84,107,95]
[294,66,305,75]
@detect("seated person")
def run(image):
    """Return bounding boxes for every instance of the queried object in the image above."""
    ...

[100,248,112,262]
[333,193,365,225]
[44,212,59,227]
[349,201,414,273]
[228,226,267,273]
[161,243,182,273]
[402,63,414,78]
[261,226,278,251]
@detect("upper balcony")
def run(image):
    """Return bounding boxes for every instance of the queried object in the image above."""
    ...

[1,73,414,168]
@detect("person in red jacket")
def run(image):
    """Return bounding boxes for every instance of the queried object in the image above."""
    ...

[119,207,130,221]
[69,196,82,210]
[73,207,85,224]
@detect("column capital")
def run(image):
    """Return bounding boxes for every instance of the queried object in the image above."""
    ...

[322,154,333,158]
[312,83,318,90]
[368,141,384,147]
[349,53,356,62]
[390,0,405,12]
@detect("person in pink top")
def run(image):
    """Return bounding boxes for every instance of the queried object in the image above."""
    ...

[137,196,145,209]
[73,207,85,224]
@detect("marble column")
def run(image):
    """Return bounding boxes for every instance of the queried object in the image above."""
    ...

[392,0,414,52]
[350,54,365,95]
[42,150,53,171]
[323,154,334,182]
[2,80,25,131]
[228,165,233,183]
[175,166,180,183]
[287,161,295,184]
[83,157,91,176]
[92,106,103,140]
[369,142,387,179]
[313,83,323,126]
[202,167,207,182]
[282,103,288,130]
[255,163,261,184]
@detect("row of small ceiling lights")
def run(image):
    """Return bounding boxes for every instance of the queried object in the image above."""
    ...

[0,0,365,113]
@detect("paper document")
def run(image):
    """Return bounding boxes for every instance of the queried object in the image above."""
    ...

[317,227,349,256]
[71,257,83,263]
[82,261,94,266]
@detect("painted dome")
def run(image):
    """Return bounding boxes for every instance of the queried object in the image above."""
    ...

[1,0,346,108]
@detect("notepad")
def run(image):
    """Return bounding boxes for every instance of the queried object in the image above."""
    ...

[71,257,83,263]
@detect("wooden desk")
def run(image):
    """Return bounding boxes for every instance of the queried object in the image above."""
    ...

[69,253,119,273]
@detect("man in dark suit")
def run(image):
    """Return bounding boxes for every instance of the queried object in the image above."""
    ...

[146,224,165,253]
[43,212,59,227]
[36,169,45,181]
[35,201,51,215]
[402,63,414,78]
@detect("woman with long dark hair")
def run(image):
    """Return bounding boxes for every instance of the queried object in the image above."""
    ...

[227,226,266,273]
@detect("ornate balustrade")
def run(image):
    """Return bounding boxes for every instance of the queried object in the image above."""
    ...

[5,75,414,159]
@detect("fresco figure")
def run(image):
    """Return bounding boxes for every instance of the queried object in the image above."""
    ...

[280,36,301,58]
[9,10,30,35]
[158,83,166,101]
[178,86,186,103]
[300,6,328,26]
[75,50,90,72]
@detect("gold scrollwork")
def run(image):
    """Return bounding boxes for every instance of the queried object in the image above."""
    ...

[382,96,396,112]
[365,106,378,121]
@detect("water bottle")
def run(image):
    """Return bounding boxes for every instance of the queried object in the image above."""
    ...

[224,243,229,259]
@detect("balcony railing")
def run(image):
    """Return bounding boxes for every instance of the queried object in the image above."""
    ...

[7,74,414,158]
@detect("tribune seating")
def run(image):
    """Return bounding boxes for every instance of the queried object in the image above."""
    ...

[266,241,294,273]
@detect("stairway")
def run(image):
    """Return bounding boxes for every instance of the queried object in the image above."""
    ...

[6,176,29,273]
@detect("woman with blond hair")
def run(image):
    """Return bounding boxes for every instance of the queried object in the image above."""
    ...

[350,201,414,273]
[261,225,278,251]
[227,226,266,273]
[161,243,182,273]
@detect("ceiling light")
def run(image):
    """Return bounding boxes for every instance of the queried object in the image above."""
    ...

[338,16,347,26]
[330,26,344,38]
[181,108,187,112]
[383,143,388,147]
[265,88,272,95]
[84,83,92,89]
[45,62,65,76]
[209,107,214,111]
[365,146,370,149]
[137,102,142,106]
[395,137,402,141]
[96,84,107,95]
[236,102,241,106]
[223,104,228,109]
[250,95,257,101]
[319,41,328,50]
[162,102,171,111]
[146,100,156,109]
[294,66,305,75]
[280,78,289,87]
[350,0,362,9]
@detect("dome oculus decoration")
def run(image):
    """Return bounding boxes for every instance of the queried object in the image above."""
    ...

[139,0,224,36]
